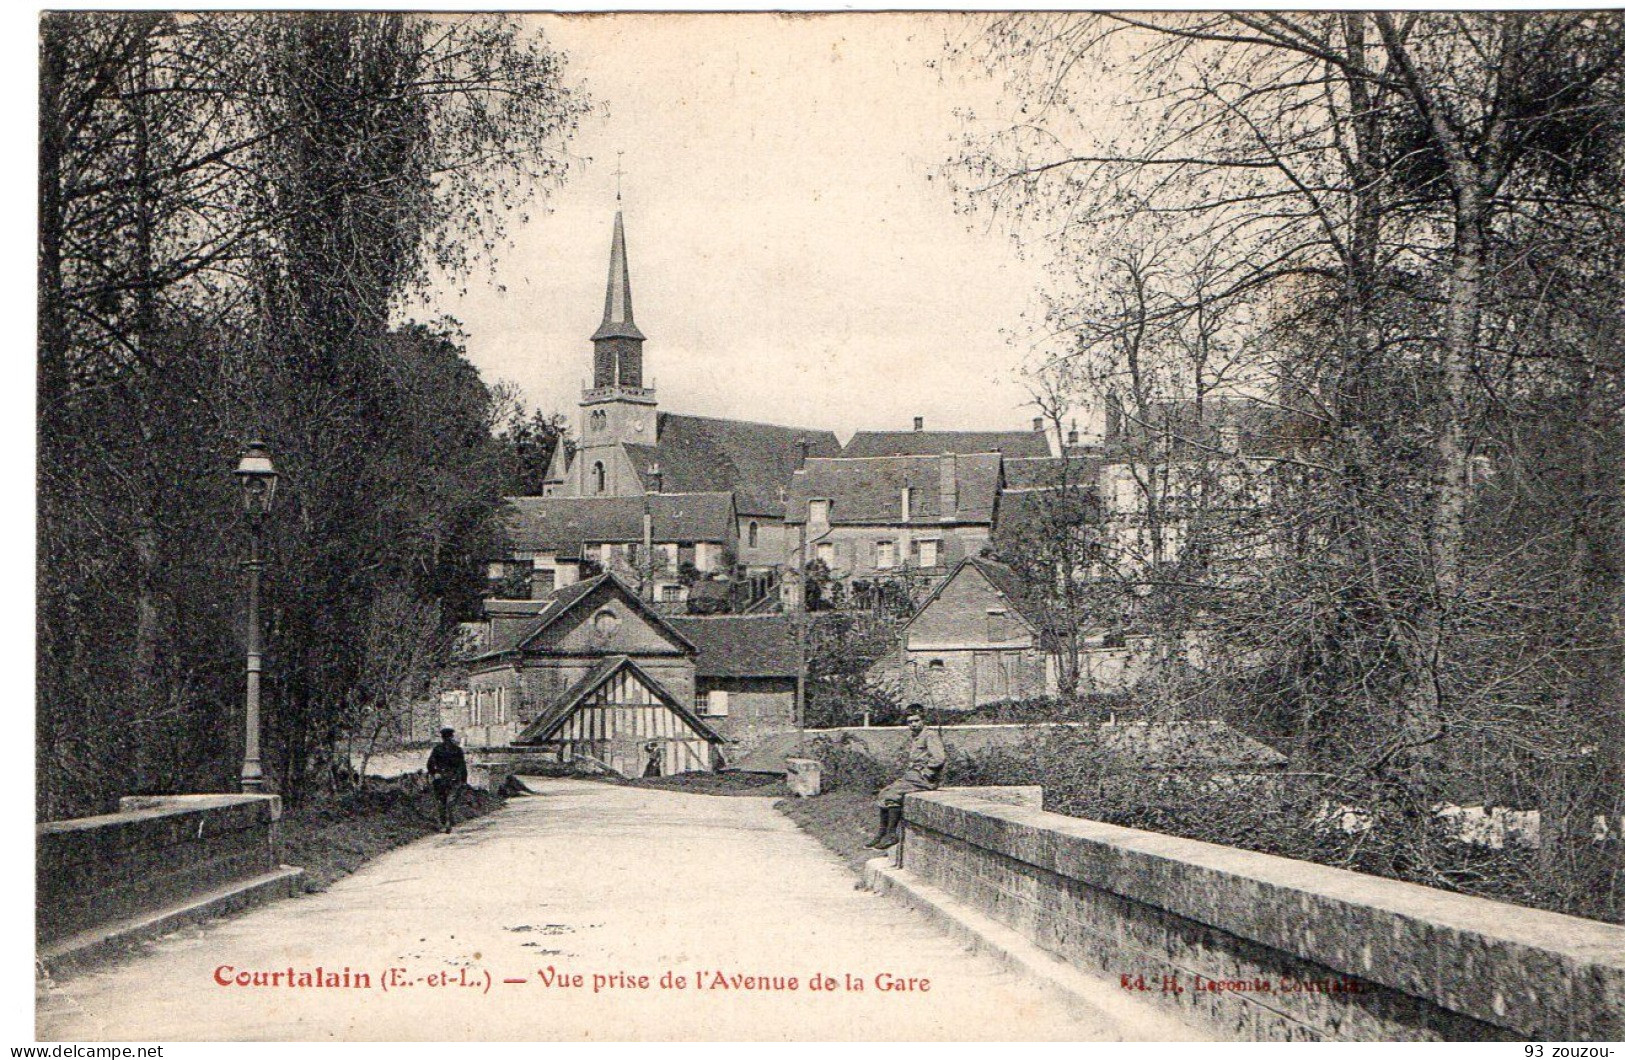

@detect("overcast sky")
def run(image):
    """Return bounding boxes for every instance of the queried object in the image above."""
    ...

[420,13,1063,442]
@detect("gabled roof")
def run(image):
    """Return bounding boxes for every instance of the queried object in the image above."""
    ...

[902,556,1049,637]
[841,430,1052,459]
[474,574,698,661]
[668,615,801,678]
[502,494,736,557]
[481,578,604,655]
[620,413,841,518]
[784,453,1002,525]
[513,655,722,745]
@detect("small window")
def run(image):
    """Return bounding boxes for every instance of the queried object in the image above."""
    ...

[928,659,945,672]
[660,584,683,603]
[592,461,606,494]
[809,499,830,524]
[815,542,834,567]
[917,539,939,567]
[706,689,730,717]
[876,540,896,569]
[748,521,759,548]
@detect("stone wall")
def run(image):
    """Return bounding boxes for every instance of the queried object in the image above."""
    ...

[900,788,1625,1041]
[38,794,287,947]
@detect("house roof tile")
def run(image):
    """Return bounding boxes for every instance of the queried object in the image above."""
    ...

[668,615,801,678]
[841,430,1052,459]
[622,413,841,518]
[503,493,735,557]
[784,453,1002,525]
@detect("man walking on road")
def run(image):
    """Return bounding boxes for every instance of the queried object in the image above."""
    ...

[867,708,945,850]
[427,727,468,833]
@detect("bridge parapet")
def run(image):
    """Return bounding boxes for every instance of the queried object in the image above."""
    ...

[898,787,1625,1041]
[38,793,301,970]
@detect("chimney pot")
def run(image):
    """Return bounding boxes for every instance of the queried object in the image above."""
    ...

[913,416,924,432]
[1067,429,1079,445]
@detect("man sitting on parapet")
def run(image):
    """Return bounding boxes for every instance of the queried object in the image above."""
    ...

[866,708,946,850]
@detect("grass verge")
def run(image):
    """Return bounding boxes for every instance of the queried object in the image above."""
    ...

[775,787,881,876]
[278,778,505,892]
[586,770,789,797]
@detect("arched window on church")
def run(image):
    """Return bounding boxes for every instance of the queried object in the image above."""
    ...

[592,461,606,494]
[748,521,759,548]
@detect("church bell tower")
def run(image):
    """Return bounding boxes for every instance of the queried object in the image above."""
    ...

[575,210,657,496]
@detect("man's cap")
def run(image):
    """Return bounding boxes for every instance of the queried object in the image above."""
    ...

[440,727,455,737]
[905,708,925,722]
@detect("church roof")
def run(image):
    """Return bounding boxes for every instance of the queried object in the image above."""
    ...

[622,413,841,518]
[668,615,802,678]
[502,494,735,557]
[591,210,644,343]
[840,430,1052,459]
[784,453,1002,526]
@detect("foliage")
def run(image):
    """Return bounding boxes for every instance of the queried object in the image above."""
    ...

[38,12,587,816]
[948,11,1625,921]
[801,611,906,728]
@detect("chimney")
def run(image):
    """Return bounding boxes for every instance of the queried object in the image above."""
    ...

[938,453,957,520]
[1067,427,1079,446]
[913,416,924,432]
[797,438,810,468]
[1033,417,1043,432]
[1105,394,1124,441]
[641,505,655,601]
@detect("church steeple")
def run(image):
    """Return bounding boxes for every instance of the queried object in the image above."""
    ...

[591,210,645,387]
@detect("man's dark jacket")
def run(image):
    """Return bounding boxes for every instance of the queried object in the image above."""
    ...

[427,741,468,786]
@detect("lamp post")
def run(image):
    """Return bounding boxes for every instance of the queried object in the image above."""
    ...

[235,442,278,793]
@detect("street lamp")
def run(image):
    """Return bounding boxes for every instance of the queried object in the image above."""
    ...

[235,441,278,793]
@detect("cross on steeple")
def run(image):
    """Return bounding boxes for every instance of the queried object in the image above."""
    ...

[613,151,625,202]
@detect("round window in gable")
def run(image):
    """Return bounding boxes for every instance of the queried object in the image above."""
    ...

[593,608,620,636]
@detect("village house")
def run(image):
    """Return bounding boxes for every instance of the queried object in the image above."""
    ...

[667,614,802,753]
[461,573,809,773]
[781,449,1005,605]
[490,492,739,610]
[885,556,1051,710]
[464,573,718,772]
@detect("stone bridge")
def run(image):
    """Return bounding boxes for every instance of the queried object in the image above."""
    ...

[35,780,1625,1041]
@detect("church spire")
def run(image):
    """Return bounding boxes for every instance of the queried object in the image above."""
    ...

[592,210,644,345]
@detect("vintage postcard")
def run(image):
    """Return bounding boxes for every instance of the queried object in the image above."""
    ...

[30,8,1625,1046]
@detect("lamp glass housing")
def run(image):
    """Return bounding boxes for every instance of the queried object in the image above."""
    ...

[235,443,278,517]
